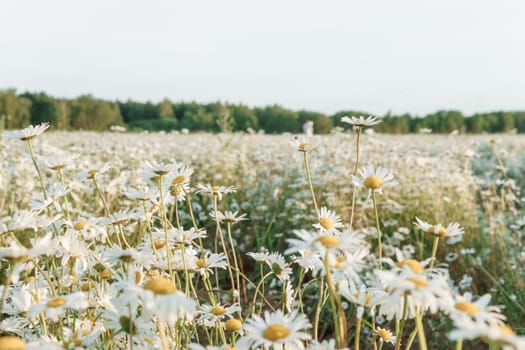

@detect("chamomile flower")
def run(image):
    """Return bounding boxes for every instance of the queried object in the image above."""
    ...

[193,252,228,275]
[3,123,50,141]
[198,304,241,327]
[292,136,317,153]
[313,207,344,234]
[352,164,398,196]
[449,318,525,350]
[237,310,311,350]
[376,327,396,345]
[78,162,111,180]
[44,152,79,170]
[449,293,506,326]
[195,184,236,201]
[123,187,159,201]
[247,252,292,281]
[210,210,248,224]
[413,217,464,242]
[341,115,381,127]
[140,277,197,324]
[30,292,89,322]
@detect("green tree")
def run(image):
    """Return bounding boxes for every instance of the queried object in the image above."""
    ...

[0,89,32,129]
[22,92,58,126]
[70,95,122,130]
[255,105,300,133]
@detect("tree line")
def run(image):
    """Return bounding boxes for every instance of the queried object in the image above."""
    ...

[1,88,524,134]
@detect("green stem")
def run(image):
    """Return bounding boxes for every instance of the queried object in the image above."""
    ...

[227,222,242,312]
[158,176,175,282]
[354,317,362,350]
[429,236,440,269]
[349,126,362,229]
[455,339,463,350]
[27,139,47,198]
[395,294,409,350]
[303,151,320,218]
[415,310,428,350]
[0,263,15,321]
[92,177,110,216]
[371,190,383,269]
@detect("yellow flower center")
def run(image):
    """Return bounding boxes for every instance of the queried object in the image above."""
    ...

[225,319,243,332]
[210,306,226,316]
[172,176,185,185]
[316,235,340,248]
[143,278,177,295]
[153,169,170,176]
[335,256,346,269]
[499,325,515,336]
[354,293,373,305]
[212,186,220,191]
[378,328,393,340]
[47,297,67,308]
[262,324,290,341]
[74,221,88,230]
[196,258,206,268]
[427,225,447,237]
[298,143,310,151]
[406,277,428,288]
[319,217,334,230]
[80,282,94,292]
[87,170,98,179]
[135,271,142,284]
[154,240,166,249]
[454,301,479,316]
[396,259,424,274]
[364,176,383,190]
[0,336,26,350]
[100,270,112,279]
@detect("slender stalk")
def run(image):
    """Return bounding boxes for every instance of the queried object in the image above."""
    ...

[395,294,409,350]
[249,271,273,317]
[349,126,362,229]
[303,151,320,218]
[212,195,236,303]
[313,280,325,341]
[415,310,428,350]
[26,139,47,198]
[404,329,417,350]
[354,316,362,350]
[56,168,71,221]
[371,190,383,269]
[429,236,440,269]
[455,340,463,350]
[324,253,347,348]
[92,177,110,216]
[158,176,174,281]
[226,222,242,311]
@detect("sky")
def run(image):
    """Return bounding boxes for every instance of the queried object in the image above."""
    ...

[1,0,524,116]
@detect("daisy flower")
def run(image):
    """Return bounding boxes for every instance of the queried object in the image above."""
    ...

[143,161,176,176]
[198,303,241,327]
[141,278,197,324]
[376,327,396,345]
[237,310,311,350]
[449,292,506,326]
[195,184,236,201]
[3,122,50,141]
[247,251,292,281]
[313,207,344,234]
[341,115,381,127]
[30,292,89,322]
[210,210,248,224]
[193,252,228,275]
[352,164,398,196]
[78,162,111,180]
[44,152,79,170]
[123,187,159,201]
[449,318,525,350]
[413,217,464,242]
[291,136,318,153]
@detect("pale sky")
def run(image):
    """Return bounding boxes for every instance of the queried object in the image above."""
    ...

[1,0,524,116]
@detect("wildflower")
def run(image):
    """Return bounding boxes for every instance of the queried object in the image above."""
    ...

[193,252,228,275]
[44,153,79,170]
[123,187,159,201]
[413,217,464,242]
[210,210,248,224]
[3,122,50,141]
[341,115,381,127]
[449,293,506,326]
[196,184,236,201]
[141,278,197,324]
[247,252,292,281]
[30,292,89,322]
[78,162,111,180]
[198,303,241,326]
[237,310,311,350]
[0,336,26,350]
[376,327,396,345]
[352,164,397,196]
[313,207,344,234]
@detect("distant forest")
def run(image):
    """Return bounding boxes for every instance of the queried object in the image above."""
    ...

[1,88,524,134]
